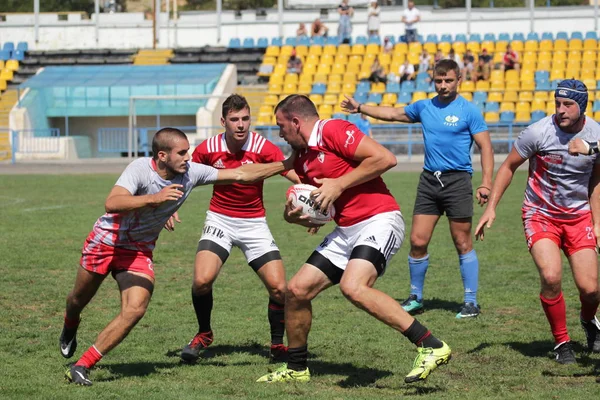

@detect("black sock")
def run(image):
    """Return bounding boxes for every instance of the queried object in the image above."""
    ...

[268,299,285,345]
[287,345,308,371]
[403,319,443,349]
[192,288,213,333]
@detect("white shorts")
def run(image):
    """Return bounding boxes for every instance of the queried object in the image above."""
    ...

[198,211,280,269]
[315,211,405,275]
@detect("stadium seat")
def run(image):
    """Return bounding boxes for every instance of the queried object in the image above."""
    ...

[500,111,515,123]
[469,33,482,42]
[271,37,283,46]
[257,37,269,48]
[382,93,398,105]
[412,92,428,102]
[500,101,515,113]
[353,92,368,104]
[0,69,14,81]
[401,80,416,93]
[228,38,241,49]
[461,92,473,101]
[485,111,500,123]
[515,111,531,123]
[371,82,386,94]
[512,32,525,41]
[2,42,14,52]
[485,102,499,113]
[526,32,539,41]
[539,40,553,52]
[10,50,24,61]
[483,33,496,42]
[366,93,382,104]
[425,34,438,43]
[398,91,412,104]
[16,41,28,52]
[531,98,546,112]
[332,112,347,120]
[284,37,297,46]
[556,31,568,40]
[487,92,503,103]
[498,33,510,42]
[530,110,545,122]
[323,93,338,105]
[368,35,381,45]
[473,91,487,104]
[475,80,490,91]
[455,33,467,43]
[5,60,19,71]
[386,81,401,94]
[311,83,326,95]
[311,36,325,46]
[440,34,452,43]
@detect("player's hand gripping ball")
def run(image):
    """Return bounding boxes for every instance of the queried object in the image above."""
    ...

[286,184,336,225]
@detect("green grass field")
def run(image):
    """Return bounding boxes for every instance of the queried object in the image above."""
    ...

[1,171,599,399]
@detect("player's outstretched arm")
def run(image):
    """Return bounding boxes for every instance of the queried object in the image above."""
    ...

[105,184,184,213]
[588,163,600,246]
[215,151,296,184]
[475,147,526,241]
[341,94,412,122]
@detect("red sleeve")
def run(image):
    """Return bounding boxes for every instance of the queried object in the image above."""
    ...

[261,138,290,176]
[191,141,208,164]
[322,120,365,160]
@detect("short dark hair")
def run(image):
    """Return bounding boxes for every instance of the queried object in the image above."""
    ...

[222,94,249,118]
[433,59,461,78]
[274,94,319,120]
[152,127,188,159]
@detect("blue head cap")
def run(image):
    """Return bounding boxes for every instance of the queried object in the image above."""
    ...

[555,79,588,115]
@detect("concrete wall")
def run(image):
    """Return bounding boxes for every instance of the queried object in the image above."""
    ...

[0,7,598,50]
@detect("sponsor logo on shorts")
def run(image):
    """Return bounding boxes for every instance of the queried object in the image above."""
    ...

[146,258,154,271]
[203,225,225,239]
[319,237,329,248]
[270,240,277,247]
[364,235,378,244]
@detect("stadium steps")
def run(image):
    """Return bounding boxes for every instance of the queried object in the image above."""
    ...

[0,90,17,161]
[133,49,174,65]
[236,85,269,117]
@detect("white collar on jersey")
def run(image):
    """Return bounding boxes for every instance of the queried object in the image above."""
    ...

[220,131,265,154]
[307,119,331,147]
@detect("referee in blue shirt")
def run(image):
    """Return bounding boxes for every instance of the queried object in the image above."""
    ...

[342,59,494,318]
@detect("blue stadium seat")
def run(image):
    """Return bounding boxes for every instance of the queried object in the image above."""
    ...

[416,72,430,84]
[483,33,496,42]
[353,92,368,104]
[535,71,549,81]
[297,36,310,46]
[485,102,499,113]
[417,34,424,43]
[311,36,325,46]
[367,93,382,104]
[512,32,525,41]
[440,34,452,42]
[271,37,283,46]
[531,110,546,123]
[16,41,28,52]
[593,100,600,112]
[473,91,488,104]
[311,83,326,95]
[597,80,600,90]
[585,31,598,40]
[398,91,412,104]
[386,81,401,94]
[347,113,361,123]
[541,32,554,40]
[228,38,241,49]
[526,32,539,41]
[570,31,583,40]
[0,50,11,61]
[355,35,368,45]
[285,37,297,46]
[368,35,381,44]
[325,36,339,46]
[468,33,481,42]
[2,42,14,52]
[242,38,255,49]
[11,49,24,61]
[256,37,269,48]
[416,80,430,92]
[401,80,416,93]
[356,81,371,93]
[398,35,406,43]
[498,33,510,41]
[474,102,485,113]
[332,112,347,120]
[455,34,467,43]
[556,31,568,40]
[500,111,515,123]
[425,34,438,43]
[536,80,551,91]
[551,80,561,89]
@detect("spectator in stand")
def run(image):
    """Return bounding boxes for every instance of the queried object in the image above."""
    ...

[462,49,475,81]
[311,18,329,38]
[419,49,431,75]
[296,23,308,38]
[502,44,520,72]
[398,59,415,83]
[287,50,303,74]
[367,1,381,37]
[383,37,394,54]
[434,50,444,65]
[402,1,420,43]
[338,0,354,44]
[479,48,492,66]
[368,56,387,84]
[473,57,490,81]
[446,48,463,69]
[355,113,373,138]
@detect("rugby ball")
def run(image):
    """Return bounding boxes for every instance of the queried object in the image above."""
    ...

[286,184,336,225]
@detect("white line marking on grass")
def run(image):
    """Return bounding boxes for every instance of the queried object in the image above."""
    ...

[0,196,26,208]
[22,205,68,212]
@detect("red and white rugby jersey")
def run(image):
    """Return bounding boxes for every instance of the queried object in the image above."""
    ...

[293,119,400,227]
[192,131,286,218]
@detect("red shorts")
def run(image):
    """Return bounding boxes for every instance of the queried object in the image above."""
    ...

[522,212,596,256]
[80,231,155,278]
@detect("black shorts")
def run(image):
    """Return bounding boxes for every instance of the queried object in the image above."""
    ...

[413,170,473,218]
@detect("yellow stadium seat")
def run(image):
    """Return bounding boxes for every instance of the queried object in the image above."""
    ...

[550,69,565,81]
[461,92,473,101]
[295,45,308,57]
[521,81,535,91]
[539,40,553,51]
[515,111,531,123]
[583,78,596,90]
[537,60,551,71]
[538,51,552,62]
[516,101,531,114]
[366,43,380,55]
[582,59,596,69]
[568,39,583,51]
[342,82,356,94]
[268,83,281,94]
[492,52,504,64]
[428,92,437,99]
[437,42,451,54]
[284,73,298,85]
[256,113,272,125]
[394,42,408,54]
[382,93,398,105]
[309,94,323,106]
[371,82,386,93]
[262,56,276,66]
[308,45,323,56]
[521,59,536,70]
[259,105,272,115]
[334,53,348,63]
[316,64,331,75]
[323,44,337,55]
[379,53,391,67]
[323,93,338,105]
[299,73,313,85]
[551,60,565,70]
[510,40,524,53]
[343,72,357,84]
[583,39,597,51]
[280,45,294,57]
[326,82,341,94]
[328,74,342,84]
[407,53,420,65]
[485,112,500,123]
[580,69,595,80]
[490,81,504,92]
[487,92,503,103]
[282,83,297,95]
[348,54,363,66]
[351,44,366,55]
[313,73,328,83]
[505,69,519,82]
[518,91,534,102]
[305,54,319,64]
[554,39,568,51]
[269,74,284,85]
[520,70,535,82]
[461,81,475,93]
[568,50,582,61]
[531,98,546,112]
[481,41,495,53]
[495,41,508,53]
[490,70,504,82]
[466,41,480,53]
[321,54,335,65]
[475,80,490,91]
[552,50,567,62]
[423,42,437,54]
[412,92,427,102]
[522,51,537,64]
[358,71,371,81]
[336,44,350,56]
[534,91,549,101]
[546,101,555,115]
[265,46,279,57]
[264,94,279,106]
[319,104,333,116]
[524,40,538,52]
[505,80,520,91]
[503,92,518,103]
[297,83,312,95]
[452,42,466,54]
[409,42,422,53]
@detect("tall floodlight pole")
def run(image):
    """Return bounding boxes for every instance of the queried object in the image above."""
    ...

[278,0,284,38]
[217,0,222,44]
[174,0,178,48]
[95,0,100,45]
[466,0,471,35]
[595,0,598,32]
[34,0,39,43]
[529,0,535,34]
[166,0,170,48]
[154,0,160,48]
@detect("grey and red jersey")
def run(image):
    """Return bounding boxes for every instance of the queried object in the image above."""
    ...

[89,157,218,252]
[514,116,600,219]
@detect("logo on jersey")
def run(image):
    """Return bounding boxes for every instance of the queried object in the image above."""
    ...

[317,152,325,163]
[212,159,225,169]
[539,152,563,165]
[203,225,225,239]
[444,115,460,126]
[241,160,254,165]
[303,161,309,173]
[344,130,356,148]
